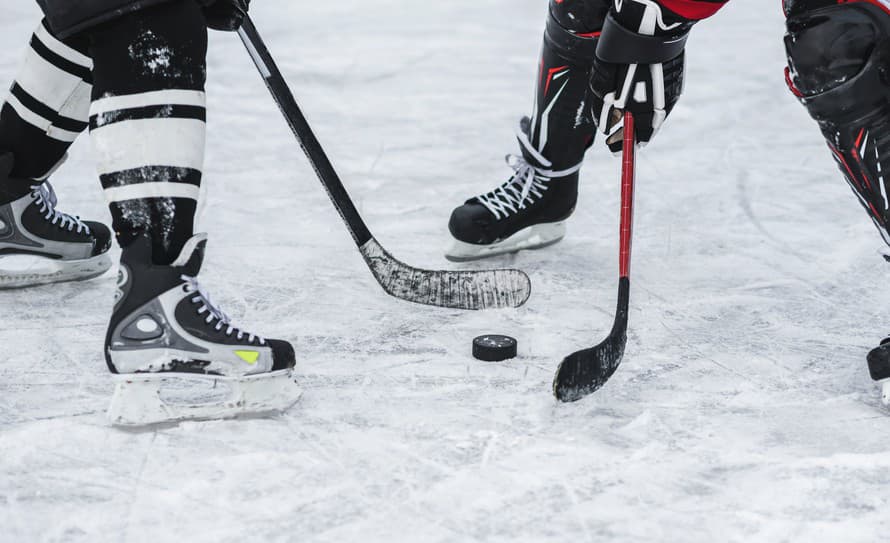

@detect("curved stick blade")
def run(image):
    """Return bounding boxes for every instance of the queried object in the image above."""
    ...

[553,278,629,402]
[553,332,626,402]
[361,239,532,310]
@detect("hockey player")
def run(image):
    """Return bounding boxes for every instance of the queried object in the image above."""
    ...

[0,23,113,286]
[782,0,890,402]
[449,0,890,403]
[446,0,605,261]
[2,0,300,425]
[446,0,723,261]
[592,0,890,403]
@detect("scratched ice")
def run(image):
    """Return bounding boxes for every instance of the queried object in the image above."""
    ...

[2,1,889,541]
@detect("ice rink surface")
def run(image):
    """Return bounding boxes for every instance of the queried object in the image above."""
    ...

[3,0,890,541]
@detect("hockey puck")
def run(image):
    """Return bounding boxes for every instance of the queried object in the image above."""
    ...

[472,335,518,362]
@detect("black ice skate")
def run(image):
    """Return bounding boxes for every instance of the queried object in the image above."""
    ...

[868,336,890,405]
[446,118,581,262]
[0,153,111,288]
[105,233,300,426]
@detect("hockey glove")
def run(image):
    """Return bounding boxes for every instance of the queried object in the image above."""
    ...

[590,0,694,151]
[202,0,250,32]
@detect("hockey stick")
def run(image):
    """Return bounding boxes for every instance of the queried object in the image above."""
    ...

[237,17,531,310]
[553,111,636,402]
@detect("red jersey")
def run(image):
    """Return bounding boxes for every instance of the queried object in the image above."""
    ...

[660,0,728,20]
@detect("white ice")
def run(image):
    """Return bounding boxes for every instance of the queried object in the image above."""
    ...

[2,1,890,541]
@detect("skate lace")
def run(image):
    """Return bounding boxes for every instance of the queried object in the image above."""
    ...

[475,127,582,221]
[30,182,90,234]
[181,275,266,345]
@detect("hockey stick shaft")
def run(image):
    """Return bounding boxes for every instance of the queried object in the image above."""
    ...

[237,16,532,310]
[619,111,636,280]
[606,111,635,343]
[237,17,372,246]
[609,111,635,339]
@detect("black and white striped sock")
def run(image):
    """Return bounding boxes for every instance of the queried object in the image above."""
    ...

[0,20,91,198]
[86,1,208,263]
[89,89,206,262]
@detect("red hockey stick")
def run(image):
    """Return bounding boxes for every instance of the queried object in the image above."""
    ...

[554,111,636,402]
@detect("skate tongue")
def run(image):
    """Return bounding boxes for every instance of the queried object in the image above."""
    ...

[514,119,551,171]
[171,233,208,275]
[513,117,582,177]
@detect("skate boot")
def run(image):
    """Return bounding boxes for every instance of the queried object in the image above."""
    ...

[0,152,111,288]
[446,2,601,261]
[105,233,300,426]
[446,117,581,261]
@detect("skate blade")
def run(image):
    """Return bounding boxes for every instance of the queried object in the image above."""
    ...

[107,369,302,427]
[0,253,111,289]
[445,222,566,262]
[880,379,890,406]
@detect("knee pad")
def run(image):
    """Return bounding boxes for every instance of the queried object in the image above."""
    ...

[786,1,890,246]
[546,0,608,61]
[785,2,890,125]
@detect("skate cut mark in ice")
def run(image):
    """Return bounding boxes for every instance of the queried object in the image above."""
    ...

[238,17,531,310]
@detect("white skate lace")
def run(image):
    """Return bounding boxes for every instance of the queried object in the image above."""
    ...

[30,182,90,234]
[475,126,582,221]
[181,275,266,344]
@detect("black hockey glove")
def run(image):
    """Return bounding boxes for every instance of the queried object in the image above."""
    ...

[590,0,694,151]
[202,0,250,32]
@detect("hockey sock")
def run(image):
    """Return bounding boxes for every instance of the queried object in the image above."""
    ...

[86,0,208,265]
[0,20,91,202]
[528,0,607,172]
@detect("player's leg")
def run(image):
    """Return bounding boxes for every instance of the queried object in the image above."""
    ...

[784,0,890,402]
[81,0,297,425]
[0,20,112,288]
[446,0,607,261]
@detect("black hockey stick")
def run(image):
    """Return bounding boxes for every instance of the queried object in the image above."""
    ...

[553,111,637,402]
[237,17,531,310]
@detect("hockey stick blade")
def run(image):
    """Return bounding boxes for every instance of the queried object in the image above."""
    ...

[362,239,530,310]
[553,278,628,401]
[238,18,531,310]
[553,111,637,402]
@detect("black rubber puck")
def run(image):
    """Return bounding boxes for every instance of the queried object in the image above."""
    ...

[472,335,518,362]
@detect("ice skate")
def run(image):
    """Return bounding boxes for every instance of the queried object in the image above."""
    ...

[446,117,580,262]
[0,153,111,288]
[105,233,300,426]
[868,338,890,405]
